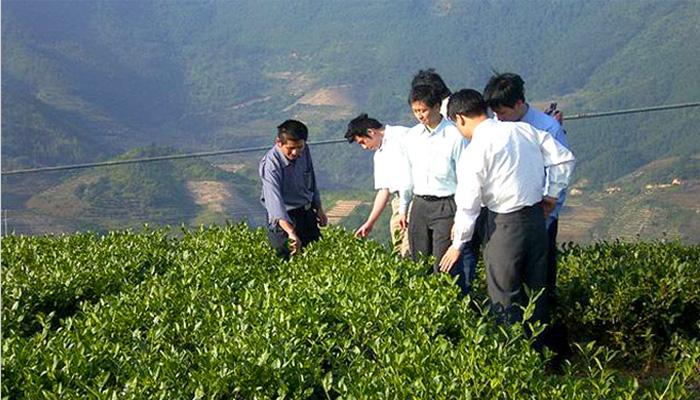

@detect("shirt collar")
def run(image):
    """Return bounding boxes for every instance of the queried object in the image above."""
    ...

[473,118,498,139]
[520,103,533,122]
[274,145,293,167]
[422,116,446,135]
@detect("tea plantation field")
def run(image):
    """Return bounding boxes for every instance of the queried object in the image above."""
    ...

[2,225,699,399]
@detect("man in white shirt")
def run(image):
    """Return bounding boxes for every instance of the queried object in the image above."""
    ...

[400,84,477,295]
[439,89,575,327]
[344,113,411,257]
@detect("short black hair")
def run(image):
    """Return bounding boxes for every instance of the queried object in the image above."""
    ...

[277,119,308,142]
[411,68,451,100]
[408,84,442,109]
[344,113,383,143]
[483,73,526,109]
[447,89,488,121]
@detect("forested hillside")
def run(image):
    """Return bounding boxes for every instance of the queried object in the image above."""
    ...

[2,0,699,237]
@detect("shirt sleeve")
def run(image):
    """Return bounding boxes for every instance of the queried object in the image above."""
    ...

[260,158,290,224]
[538,129,575,199]
[398,139,414,214]
[451,145,485,250]
[306,149,322,208]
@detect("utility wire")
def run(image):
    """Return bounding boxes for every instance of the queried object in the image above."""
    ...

[563,101,700,121]
[3,101,700,177]
[1,139,347,176]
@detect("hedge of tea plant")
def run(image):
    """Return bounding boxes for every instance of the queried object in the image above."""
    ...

[556,240,700,365]
[2,225,699,399]
[1,229,176,339]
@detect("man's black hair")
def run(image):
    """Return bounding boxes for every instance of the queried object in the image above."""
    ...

[344,113,383,143]
[277,119,308,142]
[411,68,451,100]
[483,73,526,109]
[408,84,442,108]
[447,89,489,121]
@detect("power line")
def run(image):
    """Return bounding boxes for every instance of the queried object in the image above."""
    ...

[3,101,700,177]
[564,101,700,121]
[1,139,347,176]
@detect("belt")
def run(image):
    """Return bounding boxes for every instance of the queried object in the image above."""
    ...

[289,203,313,212]
[416,194,454,202]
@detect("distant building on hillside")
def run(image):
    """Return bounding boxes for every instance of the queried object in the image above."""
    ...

[645,178,683,190]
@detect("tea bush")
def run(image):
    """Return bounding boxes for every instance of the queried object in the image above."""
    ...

[557,240,700,364]
[2,226,699,399]
[1,229,176,338]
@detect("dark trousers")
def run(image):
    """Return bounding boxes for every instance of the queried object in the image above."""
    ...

[546,218,559,306]
[447,208,488,296]
[266,207,321,259]
[483,204,549,326]
[409,195,478,295]
[542,218,572,358]
[409,195,455,263]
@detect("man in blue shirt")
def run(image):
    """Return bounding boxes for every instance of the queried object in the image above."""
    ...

[483,72,573,361]
[259,120,328,259]
[400,84,477,295]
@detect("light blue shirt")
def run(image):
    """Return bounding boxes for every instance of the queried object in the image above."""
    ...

[520,105,571,227]
[399,117,467,213]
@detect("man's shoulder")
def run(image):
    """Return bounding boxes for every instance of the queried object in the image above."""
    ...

[525,106,562,135]
[385,124,410,138]
[407,123,425,134]
[442,120,462,138]
[260,146,282,170]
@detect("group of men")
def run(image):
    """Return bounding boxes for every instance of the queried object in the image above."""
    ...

[259,70,575,357]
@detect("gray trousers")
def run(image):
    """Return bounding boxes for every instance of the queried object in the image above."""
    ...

[483,203,549,326]
[408,195,455,264]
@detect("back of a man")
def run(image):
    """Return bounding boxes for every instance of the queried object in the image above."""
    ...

[440,89,575,334]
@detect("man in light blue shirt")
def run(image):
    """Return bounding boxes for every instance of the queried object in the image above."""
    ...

[400,84,476,294]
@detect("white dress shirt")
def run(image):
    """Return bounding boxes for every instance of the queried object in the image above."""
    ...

[399,117,467,213]
[452,118,575,249]
[518,105,571,227]
[373,125,411,194]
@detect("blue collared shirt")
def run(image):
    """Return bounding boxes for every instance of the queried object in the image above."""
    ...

[259,145,321,224]
[399,117,468,213]
[519,105,571,227]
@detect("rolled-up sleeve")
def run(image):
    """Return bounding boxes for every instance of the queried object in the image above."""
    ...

[260,158,289,224]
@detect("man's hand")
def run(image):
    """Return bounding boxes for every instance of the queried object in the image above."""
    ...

[439,247,461,273]
[398,213,408,231]
[317,207,329,227]
[542,196,557,220]
[287,231,301,255]
[355,221,373,238]
[279,219,301,255]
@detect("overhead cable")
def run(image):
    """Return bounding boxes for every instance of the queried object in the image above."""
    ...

[3,101,700,177]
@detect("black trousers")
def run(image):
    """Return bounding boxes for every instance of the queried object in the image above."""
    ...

[483,204,549,326]
[542,218,572,358]
[408,195,455,265]
[266,207,321,259]
[546,218,559,306]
